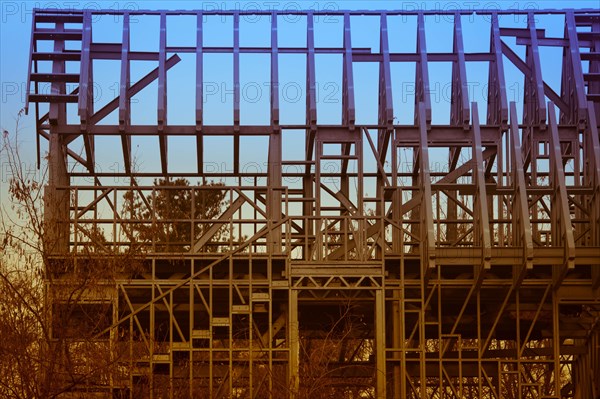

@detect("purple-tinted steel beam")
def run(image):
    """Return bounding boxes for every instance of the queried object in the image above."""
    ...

[25,10,37,115]
[342,12,355,129]
[447,13,470,244]
[526,12,547,127]
[49,22,66,125]
[196,11,204,174]
[377,14,393,227]
[547,102,576,288]
[565,11,588,127]
[587,103,600,290]
[590,19,600,118]
[471,102,491,275]
[268,11,282,254]
[415,12,432,127]
[119,12,132,174]
[509,102,534,289]
[377,13,393,176]
[158,12,168,175]
[305,12,317,170]
[271,12,280,131]
[378,13,392,130]
[588,103,600,239]
[233,12,240,174]
[78,10,91,122]
[417,102,436,272]
[452,13,470,128]
[79,10,94,172]
[500,27,546,38]
[500,41,569,114]
[306,12,317,130]
[29,8,600,15]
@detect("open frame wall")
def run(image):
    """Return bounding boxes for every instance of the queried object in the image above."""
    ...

[27,7,600,398]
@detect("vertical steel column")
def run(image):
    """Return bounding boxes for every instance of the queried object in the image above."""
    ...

[586,104,600,290]
[552,291,561,396]
[417,102,436,273]
[304,12,317,260]
[342,12,355,129]
[119,12,132,174]
[340,12,355,202]
[399,239,407,399]
[375,289,386,398]
[391,288,402,397]
[158,12,168,175]
[305,11,317,134]
[415,12,431,126]
[195,11,204,174]
[233,12,240,174]
[270,12,280,132]
[450,12,470,128]
[25,9,36,115]
[289,290,299,395]
[417,101,434,396]
[562,11,587,127]
[378,12,393,243]
[523,12,547,128]
[411,12,432,254]
[268,11,282,254]
[471,102,492,279]
[149,261,155,399]
[188,261,194,398]
[447,13,470,244]
[486,12,508,129]
[78,10,94,171]
[46,20,69,255]
[586,16,600,118]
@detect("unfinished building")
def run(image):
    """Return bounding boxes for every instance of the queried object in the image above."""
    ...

[26,7,600,398]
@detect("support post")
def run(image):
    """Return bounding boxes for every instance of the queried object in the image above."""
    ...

[375,289,387,398]
[289,290,299,396]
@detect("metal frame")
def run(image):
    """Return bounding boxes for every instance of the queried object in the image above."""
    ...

[28,7,600,398]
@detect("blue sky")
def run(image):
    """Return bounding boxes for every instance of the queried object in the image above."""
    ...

[0,0,597,185]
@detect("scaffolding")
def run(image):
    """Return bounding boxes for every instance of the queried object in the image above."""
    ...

[27,7,600,398]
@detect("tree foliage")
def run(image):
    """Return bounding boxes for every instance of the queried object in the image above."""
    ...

[1,116,114,398]
[123,177,228,252]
